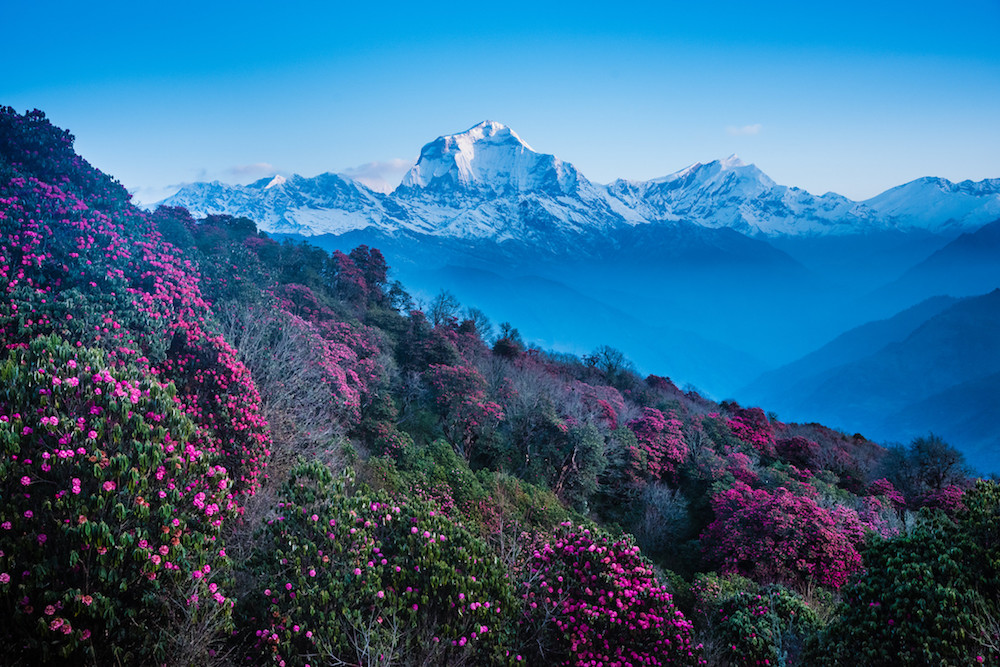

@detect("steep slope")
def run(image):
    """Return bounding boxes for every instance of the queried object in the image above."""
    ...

[886,370,1000,475]
[742,294,961,401]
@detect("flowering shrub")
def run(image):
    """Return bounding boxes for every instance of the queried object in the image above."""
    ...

[2,106,990,667]
[0,112,271,499]
[519,522,705,666]
[775,436,819,469]
[868,477,905,509]
[725,451,760,485]
[330,249,369,305]
[567,381,624,431]
[920,483,966,516]
[807,481,1000,665]
[0,107,130,213]
[701,481,866,588]
[243,461,516,666]
[853,495,903,541]
[724,406,775,457]
[625,408,688,482]
[0,336,234,663]
[348,245,389,303]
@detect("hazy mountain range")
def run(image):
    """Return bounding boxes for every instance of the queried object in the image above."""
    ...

[156,121,1000,472]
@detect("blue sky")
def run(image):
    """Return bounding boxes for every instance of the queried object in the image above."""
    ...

[4,0,999,203]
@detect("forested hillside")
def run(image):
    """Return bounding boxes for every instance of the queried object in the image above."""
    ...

[1,107,997,666]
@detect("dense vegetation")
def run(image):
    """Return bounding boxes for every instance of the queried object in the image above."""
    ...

[0,107,996,665]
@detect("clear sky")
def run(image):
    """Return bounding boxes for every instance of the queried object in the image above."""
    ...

[4,0,999,203]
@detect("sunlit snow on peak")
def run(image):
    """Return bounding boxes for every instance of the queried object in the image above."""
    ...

[399,121,585,194]
[721,154,746,169]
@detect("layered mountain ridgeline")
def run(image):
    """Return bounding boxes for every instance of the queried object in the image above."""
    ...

[2,107,998,666]
[159,121,1000,409]
[744,290,1000,474]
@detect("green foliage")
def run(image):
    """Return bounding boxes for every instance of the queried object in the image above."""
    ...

[2,107,992,667]
[0,336,234,664]
[516,422,606,514]
[241,461,517,666]
[693,574,821,667]
[806,480,1000,665]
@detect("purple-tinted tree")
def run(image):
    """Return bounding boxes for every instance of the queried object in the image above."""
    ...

[701,481,866,589]
[626,407,688,482]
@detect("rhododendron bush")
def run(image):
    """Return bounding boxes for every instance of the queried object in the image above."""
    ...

[807,480,1000,666]
[243,461,516,666]
[625,407,688,482]
[722,406,775,458]
[2,106,992,667]
[701,481,866,588]
[0,109,270,498]
[519,522,705,666]
[0,336,234,663]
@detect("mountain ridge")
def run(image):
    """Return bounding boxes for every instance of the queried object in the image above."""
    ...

[741,289,1000,473]
[158,120,1000,242]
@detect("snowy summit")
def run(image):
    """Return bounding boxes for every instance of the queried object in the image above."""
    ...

[157,121,1000,240]
[399,121,584,197]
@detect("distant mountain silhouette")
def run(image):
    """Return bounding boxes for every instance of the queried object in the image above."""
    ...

[873,218,1000,311]
[741,290,1000,473]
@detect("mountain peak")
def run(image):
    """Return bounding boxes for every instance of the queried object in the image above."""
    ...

[720,154,745,169]
[652,154,768,188]
[398,121,584,195]
[264,174,286,190]
[458,120,534,151]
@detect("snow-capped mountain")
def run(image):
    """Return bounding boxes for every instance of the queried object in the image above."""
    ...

[157,121,1000,242]
[398,121,579,195]
[609,156,887,236]
[392,121,639,243]
[160,172,403,236]
[864,177,1000,234]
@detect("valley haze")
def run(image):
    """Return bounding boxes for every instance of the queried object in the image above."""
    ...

[158,121,1000,474]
